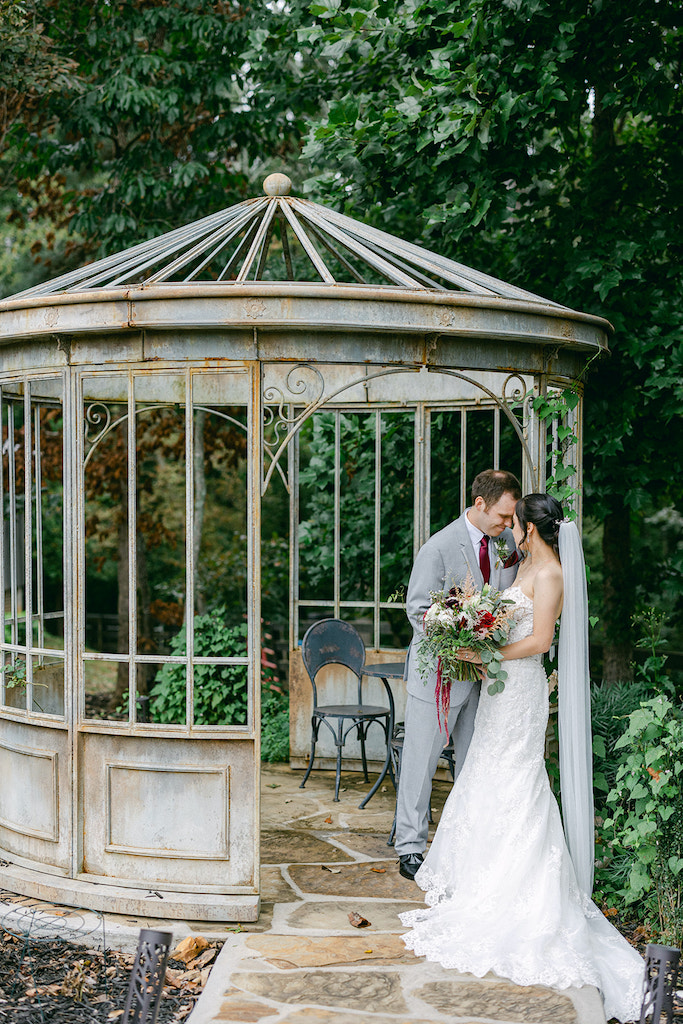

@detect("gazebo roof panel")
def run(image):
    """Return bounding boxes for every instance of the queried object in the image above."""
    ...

[5,176,568,309]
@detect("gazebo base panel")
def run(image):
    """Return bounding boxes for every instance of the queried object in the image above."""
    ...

[0,860,260,921]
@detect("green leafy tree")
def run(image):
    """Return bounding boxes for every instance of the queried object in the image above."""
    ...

[1,0,325,292]
[292,0,683,680]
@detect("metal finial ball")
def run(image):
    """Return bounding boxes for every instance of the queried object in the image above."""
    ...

[263,173,292,197]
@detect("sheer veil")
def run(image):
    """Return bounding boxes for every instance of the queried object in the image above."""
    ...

[557,520,595,897]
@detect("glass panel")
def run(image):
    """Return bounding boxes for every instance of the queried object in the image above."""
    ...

[192,394,247,626]
[465,408,495,487]
[31,381,65,689]
[31,654,64,715]
[380,608,412,650]
[83,385,129,662]
[379,411,414,606]
[341,606,374,648]
[84,659,126,720]
[298,412,335,602]
[193,658,248,727]
[339,412,375,603]
[430,409,463,534]
[3,652,27,710]
[148,662,187,726]
[298,605,334,646]
[2,393,26,655]
[134,379,186,656]
[500,412,523,486]
[83,381,130,720]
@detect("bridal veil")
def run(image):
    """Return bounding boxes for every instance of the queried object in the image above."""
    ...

[558,520,595,896]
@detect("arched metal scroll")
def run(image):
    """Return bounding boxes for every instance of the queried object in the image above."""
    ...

[261,363,537,494]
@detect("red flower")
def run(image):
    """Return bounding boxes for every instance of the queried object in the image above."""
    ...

[475,611,495,633]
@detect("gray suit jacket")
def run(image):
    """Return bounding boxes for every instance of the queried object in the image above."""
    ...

[404,512,519,706]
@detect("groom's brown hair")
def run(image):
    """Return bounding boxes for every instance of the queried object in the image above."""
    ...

[471,469,521,508]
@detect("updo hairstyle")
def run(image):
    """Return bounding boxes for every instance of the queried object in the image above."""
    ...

[515,493,564,557]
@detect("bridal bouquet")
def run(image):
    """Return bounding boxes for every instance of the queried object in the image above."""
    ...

[417,575,514,727]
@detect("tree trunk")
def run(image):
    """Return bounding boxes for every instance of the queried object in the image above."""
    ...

[601,506,633,683]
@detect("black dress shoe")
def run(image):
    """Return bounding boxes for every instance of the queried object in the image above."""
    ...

[398,852,424,880]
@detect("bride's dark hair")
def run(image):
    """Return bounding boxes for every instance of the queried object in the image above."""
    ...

[515,493,564,557]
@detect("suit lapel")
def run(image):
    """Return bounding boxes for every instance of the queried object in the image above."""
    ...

[453,513,484,589]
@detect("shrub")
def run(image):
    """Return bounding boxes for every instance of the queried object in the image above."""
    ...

[260,688,289,762]
[598,694,683,948]
[591,679,651,798]
[149,610,248,725]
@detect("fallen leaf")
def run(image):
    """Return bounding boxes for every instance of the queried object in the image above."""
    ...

[321,865,341,874]
[108,1013,124,1020]
[370,867,386,873]
[267,783,280,788]
[348,911,371,928]
[364,949,373,954]
[165,968,186,988]
[171,935,209,964]
[605,907,618,918]
[199,966,212,985]
[324,816,332,824]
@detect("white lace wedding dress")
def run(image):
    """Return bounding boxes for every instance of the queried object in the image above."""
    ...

[400,586,644,1024]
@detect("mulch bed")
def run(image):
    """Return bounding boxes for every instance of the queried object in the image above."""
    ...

[1,914,681,1024]
[0,931,222,1023]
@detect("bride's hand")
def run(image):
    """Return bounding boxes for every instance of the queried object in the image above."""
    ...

[456,647,482,665]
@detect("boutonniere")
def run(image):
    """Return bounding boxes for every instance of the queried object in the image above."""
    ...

[494,536,520,569]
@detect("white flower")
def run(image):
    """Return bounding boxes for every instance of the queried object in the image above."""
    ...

[424,603,441,624]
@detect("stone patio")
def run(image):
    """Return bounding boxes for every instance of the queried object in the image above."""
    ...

[189,763,608,1024]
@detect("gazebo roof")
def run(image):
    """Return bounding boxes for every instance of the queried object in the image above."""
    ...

[8,173,565,309]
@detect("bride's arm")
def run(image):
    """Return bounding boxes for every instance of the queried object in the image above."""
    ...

[499,571,563,660]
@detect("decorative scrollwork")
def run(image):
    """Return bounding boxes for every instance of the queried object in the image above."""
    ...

[262,364,325,451]
[502,373,528,406]
[84,403,111,445]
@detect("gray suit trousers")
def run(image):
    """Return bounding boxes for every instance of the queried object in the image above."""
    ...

[394,683,479,856]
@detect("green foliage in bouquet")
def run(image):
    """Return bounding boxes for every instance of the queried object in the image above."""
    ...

[597,694,683,948]
[417,580,513,699]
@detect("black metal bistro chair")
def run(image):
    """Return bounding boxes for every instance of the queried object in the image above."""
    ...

[299,618,395,806]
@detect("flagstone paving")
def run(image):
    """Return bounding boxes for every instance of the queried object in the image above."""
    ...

[190,763,608,1024]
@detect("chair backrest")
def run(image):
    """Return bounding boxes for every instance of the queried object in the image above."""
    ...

[301,619,366,703]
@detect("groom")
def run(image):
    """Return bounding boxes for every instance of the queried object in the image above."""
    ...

[396,468,522,880]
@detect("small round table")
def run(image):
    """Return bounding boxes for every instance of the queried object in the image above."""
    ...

[358,662,405,808]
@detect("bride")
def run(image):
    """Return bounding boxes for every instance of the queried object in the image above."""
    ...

[400,494,644,1024]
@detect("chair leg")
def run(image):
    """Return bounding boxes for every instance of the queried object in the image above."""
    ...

[299,719,318,790]
[359,721,370,783]
[333,719,344,802]
[359,717,393,809]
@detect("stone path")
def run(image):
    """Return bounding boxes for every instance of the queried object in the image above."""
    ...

[190,764,607,1024]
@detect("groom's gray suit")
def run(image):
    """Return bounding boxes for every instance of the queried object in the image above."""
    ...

[394,511,519,856]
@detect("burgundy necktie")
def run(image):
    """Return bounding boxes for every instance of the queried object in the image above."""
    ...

[479,534,491,584]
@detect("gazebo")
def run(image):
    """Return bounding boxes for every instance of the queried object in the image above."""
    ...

[0,173,609,920]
